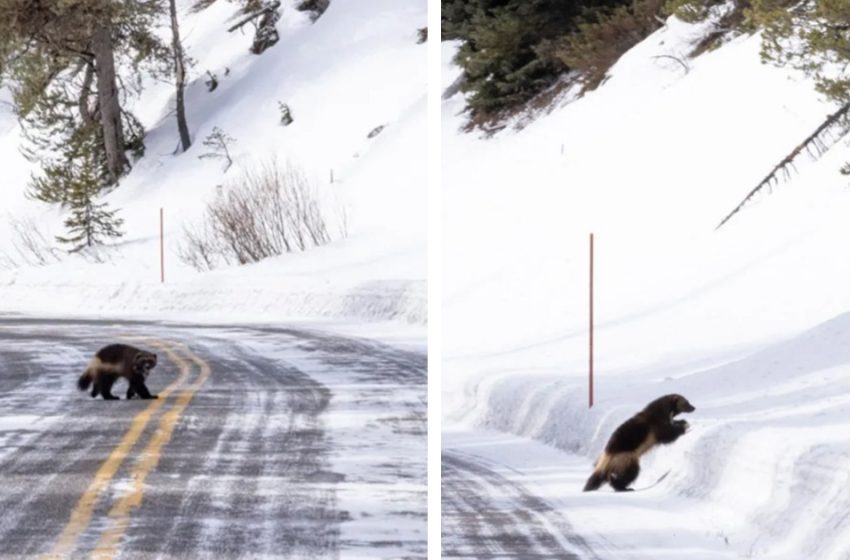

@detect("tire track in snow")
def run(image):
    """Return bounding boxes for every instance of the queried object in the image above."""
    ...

[442,451,597,560]
[132,339,341,559]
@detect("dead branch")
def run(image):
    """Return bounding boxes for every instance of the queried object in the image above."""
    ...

[652,54,689,74]
[716,102,850,230]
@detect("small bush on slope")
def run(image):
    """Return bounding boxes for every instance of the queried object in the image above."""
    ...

[179,160,344,271]
[555,0,667,90]
[198,127,237,172]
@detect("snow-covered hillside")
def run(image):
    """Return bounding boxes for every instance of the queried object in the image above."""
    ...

[0,0,426,326]
[443,16,850,559]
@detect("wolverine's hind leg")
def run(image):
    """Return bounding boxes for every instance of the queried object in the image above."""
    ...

[100,375,119,400]
[610,458,639,492]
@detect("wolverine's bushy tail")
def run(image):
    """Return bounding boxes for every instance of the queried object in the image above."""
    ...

[77,369,92,391]
[583,470,605,492]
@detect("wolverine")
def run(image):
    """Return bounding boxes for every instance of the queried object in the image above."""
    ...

[583,393,695,492]
[77,343,159,400]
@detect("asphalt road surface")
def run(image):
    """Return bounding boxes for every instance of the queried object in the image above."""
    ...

[0,317,426,559]
[441,451,596,560]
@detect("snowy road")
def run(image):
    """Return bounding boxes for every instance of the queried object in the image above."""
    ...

[442,450,596,560]
[0,318,426,559]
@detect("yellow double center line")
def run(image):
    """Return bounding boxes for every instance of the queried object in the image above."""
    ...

[41,340,211,560]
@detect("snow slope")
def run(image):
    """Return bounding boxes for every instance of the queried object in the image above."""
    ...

[0,0,426,325]
[443,16,850,559]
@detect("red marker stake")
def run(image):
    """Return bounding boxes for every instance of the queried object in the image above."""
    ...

[589,232,594,408]
[160,208,165,284]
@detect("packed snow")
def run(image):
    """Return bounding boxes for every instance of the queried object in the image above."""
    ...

[443,15,850,559]
[0,0,426,326]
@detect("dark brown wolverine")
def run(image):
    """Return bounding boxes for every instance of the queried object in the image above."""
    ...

[77,343,158,400]
[583,394,695,492]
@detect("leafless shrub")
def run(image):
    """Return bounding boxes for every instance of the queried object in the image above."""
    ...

[652,54,690,74]
[178,220,225,272]
[9,215,62,266]
[76,245,111,264]
[0,251,20,270]
[179,160,345,270]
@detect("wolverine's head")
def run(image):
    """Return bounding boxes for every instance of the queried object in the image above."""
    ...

[645,393,695,420]
[134,352,158,377]
[667,394,695,417]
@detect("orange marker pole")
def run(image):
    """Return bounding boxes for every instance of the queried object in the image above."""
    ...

[160,208,165,284]
[589,232,594,408]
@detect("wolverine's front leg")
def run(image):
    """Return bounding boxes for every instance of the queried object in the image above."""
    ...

[656,420,688,444]
[129,374,158,399]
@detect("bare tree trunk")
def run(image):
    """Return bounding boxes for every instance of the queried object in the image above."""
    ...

[91,24,128,182]
[78,61,96,125]
[170,0,191,152]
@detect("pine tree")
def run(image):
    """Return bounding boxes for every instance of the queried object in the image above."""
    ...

[0,0,173,248]
[22,69,144,206]
[199,127,236,171]
[753,0,850,104]
[450,1,579,118]
[555,0,667,89]
[443,0,662,121]
[0,0,170,188]
[0,1,168,180]
[55,150,124,252]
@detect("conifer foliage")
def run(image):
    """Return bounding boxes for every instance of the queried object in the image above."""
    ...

[754,0,850,104]
[442,0,580,120]
[442,0,670,123]
[54,150,125,252]
[0,0,178,251]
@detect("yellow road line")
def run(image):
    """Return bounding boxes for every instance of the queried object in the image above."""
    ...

[41,341,190,560]
[91,345,211,560]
